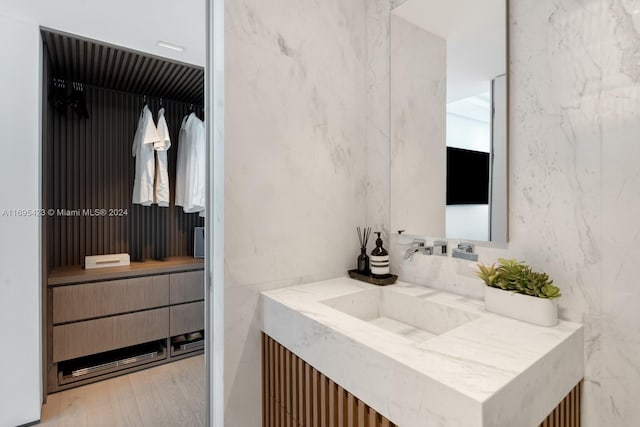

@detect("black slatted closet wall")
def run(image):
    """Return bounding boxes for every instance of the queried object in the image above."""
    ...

[46,88,204,267]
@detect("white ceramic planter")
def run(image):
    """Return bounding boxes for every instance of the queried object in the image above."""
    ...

[484,286,558,327]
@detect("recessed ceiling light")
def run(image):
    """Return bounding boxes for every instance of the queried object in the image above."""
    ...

[634,9,640,14]
[157,41,185,52]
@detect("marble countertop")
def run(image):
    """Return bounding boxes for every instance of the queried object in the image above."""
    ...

[261,277,584,427]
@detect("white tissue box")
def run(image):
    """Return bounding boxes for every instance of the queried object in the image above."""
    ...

[85,253,130,269]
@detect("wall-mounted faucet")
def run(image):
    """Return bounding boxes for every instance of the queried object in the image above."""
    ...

[403,239,433,261]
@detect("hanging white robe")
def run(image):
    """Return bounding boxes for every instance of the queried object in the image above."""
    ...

[175,114,190,209]
[175,112,206,215]
[154,108,171,207]
[132,105,161,206]
[188,117,206,214]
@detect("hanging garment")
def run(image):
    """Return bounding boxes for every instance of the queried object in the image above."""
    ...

[154,108,171,207]
[175,112,205,215]
[132,105,161,206]
[189,117,206,215]
[175,114,190,209]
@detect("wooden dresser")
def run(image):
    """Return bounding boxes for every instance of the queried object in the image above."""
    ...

[46,257,205,393]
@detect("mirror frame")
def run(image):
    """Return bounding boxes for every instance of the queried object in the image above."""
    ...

[387,0,510,244]
[205,0,225,425]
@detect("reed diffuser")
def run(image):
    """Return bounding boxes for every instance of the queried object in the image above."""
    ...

[356,226,372,274]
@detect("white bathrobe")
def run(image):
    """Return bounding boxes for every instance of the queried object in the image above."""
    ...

[175,112,205,215]
[132,105,161,206]
[154,108,171,207]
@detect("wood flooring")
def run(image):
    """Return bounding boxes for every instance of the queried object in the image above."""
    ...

[39,355,205,427]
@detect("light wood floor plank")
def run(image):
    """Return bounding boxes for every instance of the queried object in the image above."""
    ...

[39,355,205,427]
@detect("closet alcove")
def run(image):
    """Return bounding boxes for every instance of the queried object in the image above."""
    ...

[41,28,206,396]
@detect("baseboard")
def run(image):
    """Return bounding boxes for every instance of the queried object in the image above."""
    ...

[16,419,40,427]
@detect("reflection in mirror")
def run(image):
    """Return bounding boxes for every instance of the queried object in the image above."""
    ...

[390,0,507,243]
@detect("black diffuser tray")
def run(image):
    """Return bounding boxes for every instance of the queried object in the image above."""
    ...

[348,269,398,286]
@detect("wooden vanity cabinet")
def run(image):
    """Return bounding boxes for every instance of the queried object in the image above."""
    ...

[262,333,583,427]
[46,258,205,393]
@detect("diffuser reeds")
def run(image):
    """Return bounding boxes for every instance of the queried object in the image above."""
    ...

[357,226,371,250]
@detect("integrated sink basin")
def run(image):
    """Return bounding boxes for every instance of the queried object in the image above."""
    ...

[321,287,481,342]
[261,276,584,427]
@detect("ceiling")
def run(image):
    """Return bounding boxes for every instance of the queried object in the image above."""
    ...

[393,0,506,102]
[447,91,492,123]
[0,0,205,67]
[42,29,204,104]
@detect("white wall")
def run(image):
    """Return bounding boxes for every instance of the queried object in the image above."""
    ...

[224,0,367,425]
[0,12,42,427]
[389,14,446,237]
[365,0,391,238]
[386,1,640,425]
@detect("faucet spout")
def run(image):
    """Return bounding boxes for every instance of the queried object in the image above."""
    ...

[403,248,418,261]
[404,245,433,261]
[403,239,425,261]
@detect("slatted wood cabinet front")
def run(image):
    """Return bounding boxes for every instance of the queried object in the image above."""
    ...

[262,334,397,427]
[262,334,582,427]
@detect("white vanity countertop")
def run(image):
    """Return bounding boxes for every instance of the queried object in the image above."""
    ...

[261,277,583,427]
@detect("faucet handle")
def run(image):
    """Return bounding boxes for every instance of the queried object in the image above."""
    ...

[433,240,448,256]
[457,243,475,253]
[452,242,478,261]
[410,239,426,248]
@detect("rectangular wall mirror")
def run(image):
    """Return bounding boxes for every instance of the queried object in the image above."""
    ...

[390,0,508,243]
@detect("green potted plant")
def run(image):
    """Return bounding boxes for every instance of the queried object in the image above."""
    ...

[476,258,561,326]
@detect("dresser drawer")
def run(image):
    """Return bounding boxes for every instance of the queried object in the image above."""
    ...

[170,302,204,336]
[53,275,169,324]
[169,270,204,304]
[52,308,169,362]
